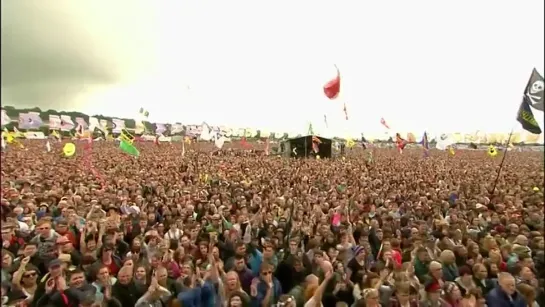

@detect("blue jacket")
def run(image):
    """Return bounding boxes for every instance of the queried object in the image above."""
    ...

[251,277,282,307]
[486,286,527,307]
[177,281,215,307]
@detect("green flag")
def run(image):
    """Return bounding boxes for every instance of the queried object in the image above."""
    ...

[120,140,140,156]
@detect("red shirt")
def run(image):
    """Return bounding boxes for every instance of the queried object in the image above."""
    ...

[105,259,120,276]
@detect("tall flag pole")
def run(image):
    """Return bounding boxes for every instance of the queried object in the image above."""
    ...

[492,68,543,195]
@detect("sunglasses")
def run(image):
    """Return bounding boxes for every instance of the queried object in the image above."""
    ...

[23,272,37,278]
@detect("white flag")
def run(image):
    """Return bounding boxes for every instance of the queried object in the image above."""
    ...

[200,122,212,141]
[46,141,51,152]
[1,110,12,127]
[215,136,226,149]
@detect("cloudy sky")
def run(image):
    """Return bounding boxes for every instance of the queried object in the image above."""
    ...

[1,0,544,138]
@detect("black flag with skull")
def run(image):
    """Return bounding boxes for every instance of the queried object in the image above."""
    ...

[525,68,544,111]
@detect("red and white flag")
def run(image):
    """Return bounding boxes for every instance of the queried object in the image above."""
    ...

[323,65,341,100]
[380,117,390,129]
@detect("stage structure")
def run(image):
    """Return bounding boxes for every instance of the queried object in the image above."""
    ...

[281,135,332,158]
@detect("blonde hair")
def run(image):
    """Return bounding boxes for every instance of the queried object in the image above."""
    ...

[304,284,318,301]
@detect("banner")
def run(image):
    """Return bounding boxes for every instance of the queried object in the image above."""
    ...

[49,115,62,130]
[75,117,88,131]
[1,110,12,127]
[24,132,46,139]
[155,123,167,135]
[170,123,184,134]
[18,112,43,130]
[99,119,109,132]
[112,118,125,134]
[185,125,200,137]
[60,115,75,131]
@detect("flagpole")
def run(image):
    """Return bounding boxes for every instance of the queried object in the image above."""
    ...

[490,129,514,195]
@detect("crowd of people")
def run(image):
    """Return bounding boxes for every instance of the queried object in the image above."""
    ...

[1,139,543,307]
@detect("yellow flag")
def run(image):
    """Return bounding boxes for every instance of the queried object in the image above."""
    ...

[120,129,134,144]
[51,130,61,140]
[449,147,455,156]
[488,145,498,157]
[63,143,76,157]
[346,138,355,148]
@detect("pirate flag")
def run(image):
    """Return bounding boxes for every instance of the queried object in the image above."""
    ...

[525,68,544,111]
[517,68,544,134]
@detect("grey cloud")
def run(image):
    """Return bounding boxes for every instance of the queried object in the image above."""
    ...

[1,2,158,110]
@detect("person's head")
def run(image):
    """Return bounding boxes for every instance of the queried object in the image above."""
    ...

[95,265,110,283]
[228,292,245,307]
[304,274,319,288]
[155,267,168,286]
[362,288,380,307]
[519,266,535,282]
[425,282,441,301]
[416,247,429,262]
[517,283,536,306]
[394,282,411,304]
[458,265,473,282]
[134,265,148,280]
[429,261,443,279]
[498,272,516,296]
[234,255,246,272]
[117,266,133,285]
[440,250,455,265]
[443,281,462,302]
[225,271,240,291]
[21,265,38,286]
[56,235,73,253]
[259,263,274,280]
[67,269,86,288]
[262,244,275,260]
[36,220,52,237]
[472,263,488,280]
[48,259,63,277]
[22,242,37,257]
[277,294,296,307]
[101,244,114,260]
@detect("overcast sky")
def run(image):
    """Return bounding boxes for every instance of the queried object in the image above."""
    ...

[1,0,544,139]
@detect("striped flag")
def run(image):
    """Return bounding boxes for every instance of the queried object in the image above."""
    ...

[420,131,430,157]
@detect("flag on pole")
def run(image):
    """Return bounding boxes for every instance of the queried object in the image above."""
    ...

[380,118,390,129]
[308,123,314,135]
[311,136,321,153]
[323,65,341,99]
[396,133,407,154]
[361,135,368,150]
[1,110,11,127]
[524,68,544,111]
[139,107,150,118]
[215,135,226,149]
[420,131,430,157]
[120,139,140,156]
[517,68,544,134]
